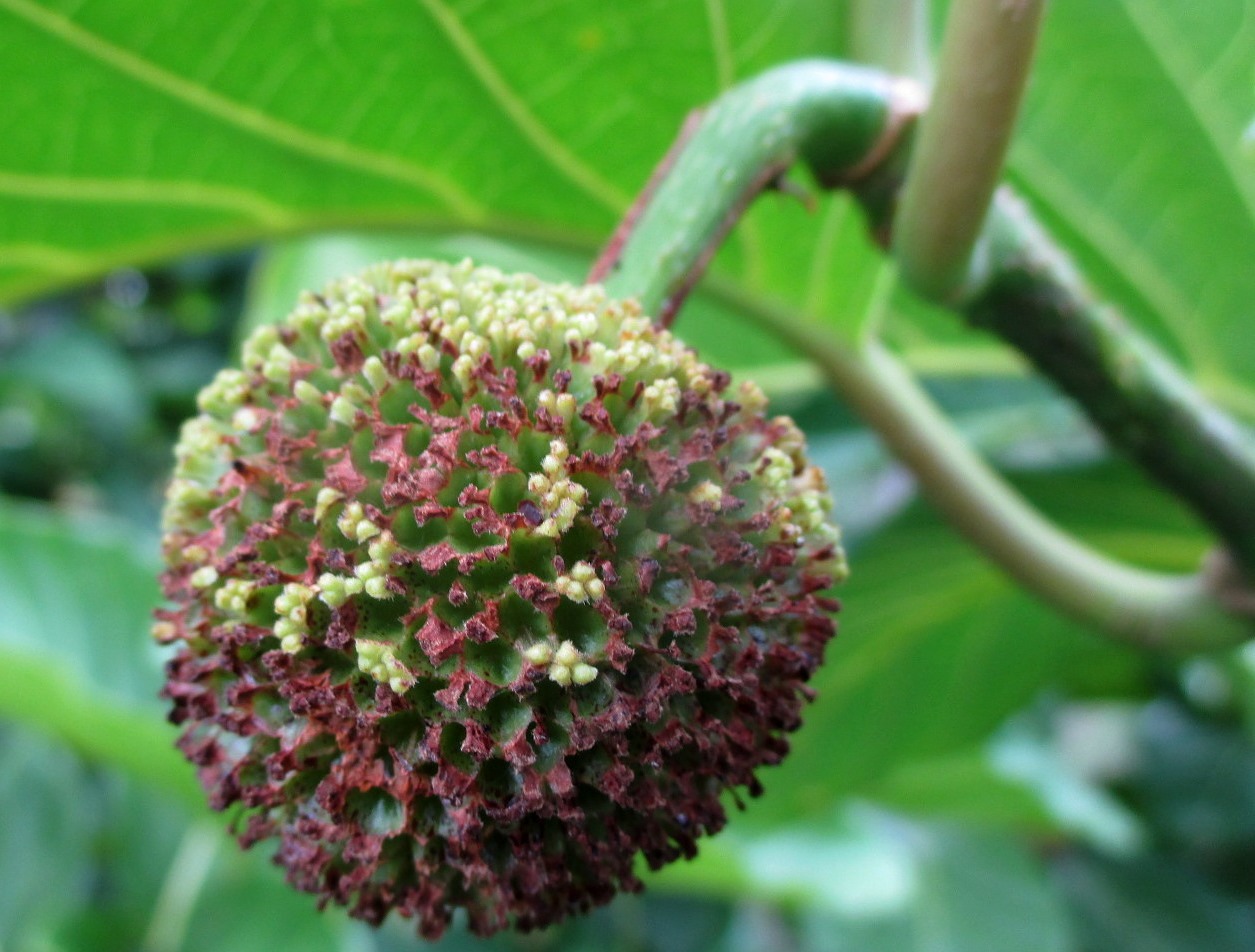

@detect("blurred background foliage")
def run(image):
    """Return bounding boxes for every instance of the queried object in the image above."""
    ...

[1,1,1254,949]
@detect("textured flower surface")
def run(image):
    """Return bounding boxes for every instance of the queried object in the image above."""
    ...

[156,259,845,938]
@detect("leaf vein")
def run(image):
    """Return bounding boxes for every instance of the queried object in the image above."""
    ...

[415,0,629,213]
[0,169,295,225]
[703,0,735,90]
[1115,0,1255,224]
[1009,141,1220,374]
[0,0,484,219]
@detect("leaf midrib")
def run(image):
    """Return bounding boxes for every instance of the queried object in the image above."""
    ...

[0,0,485,219]
[414,0,631,213]
[1115,0,1255,225]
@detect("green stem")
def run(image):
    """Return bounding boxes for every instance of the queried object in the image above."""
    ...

[893,0,1045,301]
[848,0,933,82]
[969,193,1255,574]
[710,284,1250,651]
[592,60,925,319]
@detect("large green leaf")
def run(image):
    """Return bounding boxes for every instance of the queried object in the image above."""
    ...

[0,726,98,947]
[1004,0,1255,416]
[658,806,1073,952]
[0,0,840,301]
[0,498,199,802]
[1051,852,1255,952]
[2,0,1249,406]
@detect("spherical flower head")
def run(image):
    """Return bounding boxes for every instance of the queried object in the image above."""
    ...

[156,259,846,938]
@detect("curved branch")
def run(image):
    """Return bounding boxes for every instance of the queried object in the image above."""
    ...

[591,60,925,321]
[969,192,1255,575]
[591,57,1255,587]
[709,285,1251,651]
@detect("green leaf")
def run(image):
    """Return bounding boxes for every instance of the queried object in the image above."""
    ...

[34,793,351,952]
[0,721,335,952]
[4,0,1248,408]
[0,0,840,304]
[0,497,199,803]
[851,746,1063,832]
[1052,852,1255,952]
[657,806,1073,952]
[877,0,1255,401]
[1005,0,1255,415]
[367,895,738,952]
[0,324,148,440]
[0,498,158,702]
[0,323,155,501]
[1126,701,1255,855]
[983,714,1145,854]
[0,726,97,946]
[176,840,348,952]
[857,715,1147,853]
[751,459,1207,824]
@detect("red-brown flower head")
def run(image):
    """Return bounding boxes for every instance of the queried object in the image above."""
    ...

[156,259,845,938]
